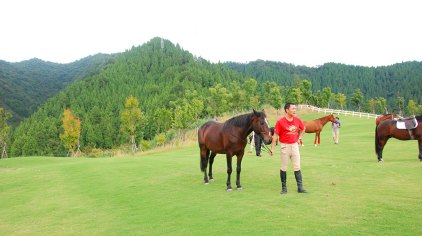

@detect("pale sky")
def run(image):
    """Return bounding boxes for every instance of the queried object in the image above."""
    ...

[1,0,422,67]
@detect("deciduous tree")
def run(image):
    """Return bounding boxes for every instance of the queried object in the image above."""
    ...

[59,108,81,157]
[407,100,417,115]
[336,93,347,111]
[121,96,141,153]
[0,107,12,158]
[351,89,364,111]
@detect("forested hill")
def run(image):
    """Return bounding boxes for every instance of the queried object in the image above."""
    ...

[10,38,255,156]
[0,54,114,123]
[225,60,422,108]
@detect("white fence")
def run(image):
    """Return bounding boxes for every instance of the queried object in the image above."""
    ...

[299,104,380,119]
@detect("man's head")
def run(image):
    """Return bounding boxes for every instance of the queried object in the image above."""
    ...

[284,102,297,117]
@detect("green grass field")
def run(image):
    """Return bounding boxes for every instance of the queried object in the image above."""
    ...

[1,112,422,235]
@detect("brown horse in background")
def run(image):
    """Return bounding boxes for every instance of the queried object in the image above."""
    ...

[198,110,272,191]
[375,114,401,126]
[300,114,336,146]
[375,115,422,162]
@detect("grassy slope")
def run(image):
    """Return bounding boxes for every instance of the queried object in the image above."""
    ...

[1,111,422,235]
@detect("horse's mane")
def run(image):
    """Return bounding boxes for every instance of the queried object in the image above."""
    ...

[223,113,252,129]
[314,114,333,121]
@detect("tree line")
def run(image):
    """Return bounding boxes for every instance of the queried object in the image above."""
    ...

[225,60,422,113]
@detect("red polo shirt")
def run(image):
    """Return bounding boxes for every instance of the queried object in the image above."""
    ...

[274,116,304,144]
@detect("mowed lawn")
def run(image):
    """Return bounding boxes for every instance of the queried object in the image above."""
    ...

[1,112,422,235]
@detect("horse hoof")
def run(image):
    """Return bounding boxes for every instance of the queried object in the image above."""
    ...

[237,187,243,191]
[226,188,233,192]
[378,159,384,163]
[210,178,214,182]
[204,182,209,185]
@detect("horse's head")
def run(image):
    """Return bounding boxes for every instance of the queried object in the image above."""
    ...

[328,114,336,122]
[251,109,272,145]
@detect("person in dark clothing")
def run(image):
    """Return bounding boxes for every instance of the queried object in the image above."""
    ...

[254,131,262,157]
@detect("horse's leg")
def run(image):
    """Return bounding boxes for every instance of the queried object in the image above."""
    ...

[376,137,389,162]
[236,152,244,190]
[418,139,422,162]
[314,133,317,146]
[226,155,233,191]
[208,152,217,181]
[317,132,321,145]
[200,147,210,184]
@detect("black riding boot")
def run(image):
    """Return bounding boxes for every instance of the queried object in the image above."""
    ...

[280,170,287,194]
[294,170,307,193]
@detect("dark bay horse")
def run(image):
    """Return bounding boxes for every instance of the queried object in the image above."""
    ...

[198,110,272,191]
[375,115,422,162]
[301,114,336,146]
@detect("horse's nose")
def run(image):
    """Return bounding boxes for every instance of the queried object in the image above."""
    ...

[264,136,272,145]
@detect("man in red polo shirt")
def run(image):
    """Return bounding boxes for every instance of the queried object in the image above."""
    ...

[271,102,307,194]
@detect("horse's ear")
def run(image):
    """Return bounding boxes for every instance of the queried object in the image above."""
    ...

[253,109,257,115]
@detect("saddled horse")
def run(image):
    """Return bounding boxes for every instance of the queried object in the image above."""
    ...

[300,114,336,146]
[375,115,422,162]
[198,110,272,191]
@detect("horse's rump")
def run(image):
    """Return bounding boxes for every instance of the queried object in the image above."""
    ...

[198,121,227,153]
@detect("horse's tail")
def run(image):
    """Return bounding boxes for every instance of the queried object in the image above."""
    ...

[200,149,210,172]
[198,125,209,172]
[375,124,380,156]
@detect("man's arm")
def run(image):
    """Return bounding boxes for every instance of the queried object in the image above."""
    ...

[270,133,278,156]
[299,128,305,140]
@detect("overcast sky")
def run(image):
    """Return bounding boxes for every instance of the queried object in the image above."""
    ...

[1,0,422,67]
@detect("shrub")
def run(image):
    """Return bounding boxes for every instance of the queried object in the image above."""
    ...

[140,140,152,151]
[155,133,166,146]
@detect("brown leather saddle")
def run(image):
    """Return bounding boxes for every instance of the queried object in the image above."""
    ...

[396,116,418,130]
